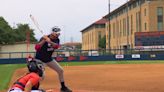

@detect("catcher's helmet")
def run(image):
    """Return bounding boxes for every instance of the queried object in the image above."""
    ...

[52,26,61,32]
[27,59,45,77]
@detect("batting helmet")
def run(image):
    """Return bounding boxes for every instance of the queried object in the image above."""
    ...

[27,59,45,77]
[52,26,61,32]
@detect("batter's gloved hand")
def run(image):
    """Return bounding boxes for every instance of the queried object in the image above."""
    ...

[43,35,51,43]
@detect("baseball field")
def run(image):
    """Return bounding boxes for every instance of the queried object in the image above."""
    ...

[1,61,164,92]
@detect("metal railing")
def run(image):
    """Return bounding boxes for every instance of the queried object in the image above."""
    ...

[1,48,164,59]
[0,52,35,59]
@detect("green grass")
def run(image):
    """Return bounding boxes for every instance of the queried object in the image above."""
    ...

[0,64,26,90]
[1,60,164,91]
[59,60,164,66]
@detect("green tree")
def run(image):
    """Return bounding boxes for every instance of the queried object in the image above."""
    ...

[76,44,82,50]
[0,17,37,44]
[14,24,37,42]
[98,36,106,49]
[0,17,15,44]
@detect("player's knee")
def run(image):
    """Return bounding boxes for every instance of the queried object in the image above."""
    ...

[56,67,64,75]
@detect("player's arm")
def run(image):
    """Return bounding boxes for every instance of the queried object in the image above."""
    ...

[24,80,33,92]
[38,39,46,46]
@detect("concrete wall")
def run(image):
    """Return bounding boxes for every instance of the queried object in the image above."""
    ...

[0,43,35,58]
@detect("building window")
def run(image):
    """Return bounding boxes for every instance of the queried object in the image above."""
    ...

[123,18,126,36]
[158,22,163,31]
[127,16,129,36]
[96,24,105,28]
[113,23,115,38]
[133,2,137,8]
[110,24,111,31]
[131,15,133,35]
[144,8,146,16]
[98,31,101,47]
[123,19,125,36]
[120,20,122,37]
[117,21,119,37]
[98,31,101,39]
[136,12,138,32]
[139,12,141,32]
[136,1,139,7]
[136,11,141,32]
[157,7,163,31]
[141,0,145,4]
[145,22,147,31]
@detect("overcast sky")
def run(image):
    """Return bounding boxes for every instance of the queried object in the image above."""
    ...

[0,0,127,43]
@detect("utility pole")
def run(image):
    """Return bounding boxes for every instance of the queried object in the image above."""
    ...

[139,0,142,33]
[126,0,129,49]
[108,0,110,50]
[71,36,73,43]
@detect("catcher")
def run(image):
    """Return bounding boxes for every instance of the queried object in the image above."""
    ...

[8,58,46,92]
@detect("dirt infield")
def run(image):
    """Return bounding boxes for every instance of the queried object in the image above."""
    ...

[7,64,164,92]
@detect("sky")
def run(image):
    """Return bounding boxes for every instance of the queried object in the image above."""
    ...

[0,0,127,43]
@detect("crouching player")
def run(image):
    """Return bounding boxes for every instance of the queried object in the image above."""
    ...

[8,59,47,92]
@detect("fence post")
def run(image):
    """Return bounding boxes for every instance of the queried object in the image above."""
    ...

[21,52,24,58]
[80,50,82,56]
[9,52,11,59]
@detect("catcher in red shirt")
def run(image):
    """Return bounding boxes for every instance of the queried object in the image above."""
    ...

[8,59,46,92]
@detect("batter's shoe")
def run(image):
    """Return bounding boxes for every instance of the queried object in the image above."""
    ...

[60,87,72,92]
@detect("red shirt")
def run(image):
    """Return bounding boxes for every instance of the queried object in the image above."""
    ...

[12,72,40,90]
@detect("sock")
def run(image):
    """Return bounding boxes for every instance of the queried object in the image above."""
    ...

[61,82,66,88]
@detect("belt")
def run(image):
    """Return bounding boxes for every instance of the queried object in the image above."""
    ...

[9,89,14,91]
[9,88,21,92]
[14,81,25,88]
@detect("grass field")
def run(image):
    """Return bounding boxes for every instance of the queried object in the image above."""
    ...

[0,64,25,90]
[1,60,164,91]
[59,60,164,66]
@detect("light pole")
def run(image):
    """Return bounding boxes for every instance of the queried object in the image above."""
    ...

[108,0,110,50]
[126,0,129,50]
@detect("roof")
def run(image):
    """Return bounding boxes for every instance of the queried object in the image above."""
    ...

[94,18,107,24]
[81,18,107,32]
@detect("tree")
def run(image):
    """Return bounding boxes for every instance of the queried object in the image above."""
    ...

[76,44,82,50]
[0,17,37,44]
[0,17,15,44]
[14,24,37,42]
[98,36,106,49]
